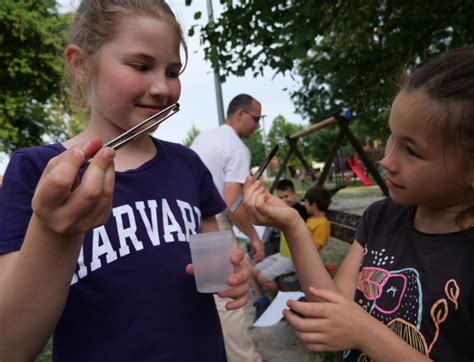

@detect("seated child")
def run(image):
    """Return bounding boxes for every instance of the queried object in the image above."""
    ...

[301,185,331,253]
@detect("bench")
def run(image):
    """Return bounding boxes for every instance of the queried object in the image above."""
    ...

[275,209,362,291]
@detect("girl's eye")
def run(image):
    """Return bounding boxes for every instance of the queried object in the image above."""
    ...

[406,146,420,158]
[167,70,180,79]
[130,63,149,72]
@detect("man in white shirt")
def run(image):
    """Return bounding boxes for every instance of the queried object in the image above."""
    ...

[192,94,264,362]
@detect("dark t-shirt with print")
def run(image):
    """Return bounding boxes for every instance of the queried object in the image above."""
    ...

[0,137,227,362]
[344,198,474,361]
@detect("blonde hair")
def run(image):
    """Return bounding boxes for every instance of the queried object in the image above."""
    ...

[66,0,187,107]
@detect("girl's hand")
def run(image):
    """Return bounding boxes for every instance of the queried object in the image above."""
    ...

[284,287,369,352]
[218,248,251,310]
[243,176,299,232]
[32,137,116,236]
[185,249,251,310]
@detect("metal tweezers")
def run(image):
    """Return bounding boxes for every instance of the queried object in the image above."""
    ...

[83,103,180,165]
[230,143,280,213]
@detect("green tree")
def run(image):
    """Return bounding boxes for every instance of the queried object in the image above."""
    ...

[243,128,265,167]
[0,0,69,153]
[182,123,201,147]
[266,115,304,166]
[187,0,474,139]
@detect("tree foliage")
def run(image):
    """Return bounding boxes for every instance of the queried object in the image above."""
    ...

[242,128,265,167]
[182,123,201,147]
[188,0,474,140]
[0,0,69,153]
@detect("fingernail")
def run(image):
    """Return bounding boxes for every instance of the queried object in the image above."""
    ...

[73,148,85,160]
[103,148,115,160]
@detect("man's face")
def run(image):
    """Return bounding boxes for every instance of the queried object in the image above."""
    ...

[277,189,297,207]
[239,100,261,138]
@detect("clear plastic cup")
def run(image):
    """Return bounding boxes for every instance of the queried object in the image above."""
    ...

[188,230,234,293]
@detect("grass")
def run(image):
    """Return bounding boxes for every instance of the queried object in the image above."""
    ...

[37,339,52,361]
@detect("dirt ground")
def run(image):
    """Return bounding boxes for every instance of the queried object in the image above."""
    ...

[243,186,385,362]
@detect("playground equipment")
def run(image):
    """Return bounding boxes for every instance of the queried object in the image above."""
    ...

[269,111,388,196]
[347,157,373,186]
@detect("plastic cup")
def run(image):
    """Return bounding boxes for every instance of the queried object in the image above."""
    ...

[188,230,234,293]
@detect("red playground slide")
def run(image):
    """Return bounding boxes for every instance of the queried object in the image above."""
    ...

[347,159,373,186]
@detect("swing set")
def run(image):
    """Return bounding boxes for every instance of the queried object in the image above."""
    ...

[269,111,388,196]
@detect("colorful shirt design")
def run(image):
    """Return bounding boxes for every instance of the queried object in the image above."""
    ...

[344,198,474,361]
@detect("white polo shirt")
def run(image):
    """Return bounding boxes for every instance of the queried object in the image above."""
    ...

[191,124,251,199]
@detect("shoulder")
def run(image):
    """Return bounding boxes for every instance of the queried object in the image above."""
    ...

[362,197,410,222]
[307,216,329,227]
[156,138,200,159]
[6,143,64,175]
[155,138,209,172]
[356,197,412,247]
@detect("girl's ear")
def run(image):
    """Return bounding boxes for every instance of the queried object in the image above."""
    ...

[65,44,88,84]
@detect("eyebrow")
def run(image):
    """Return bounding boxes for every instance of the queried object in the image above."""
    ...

[125,51,182,68]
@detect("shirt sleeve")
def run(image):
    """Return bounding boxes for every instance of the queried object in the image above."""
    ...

[190,150,226,218]
[0,151,43,253]
[355,198,386,248]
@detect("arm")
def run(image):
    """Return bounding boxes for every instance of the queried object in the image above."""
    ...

[242,178,336,298]
[223,182,264,262]
[0,139,115,360]
[244,180,431,360]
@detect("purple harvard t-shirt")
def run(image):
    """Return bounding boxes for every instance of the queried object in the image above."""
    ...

[0,137,227,361]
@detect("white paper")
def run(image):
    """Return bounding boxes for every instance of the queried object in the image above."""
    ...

[233,225,266,241]
[253,291,305,327]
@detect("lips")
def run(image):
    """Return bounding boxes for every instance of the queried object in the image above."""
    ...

[137,104,163,115]
[385,178,403,189]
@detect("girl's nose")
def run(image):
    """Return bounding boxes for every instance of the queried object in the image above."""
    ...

[149,73,170,98]
[380,138,397,174]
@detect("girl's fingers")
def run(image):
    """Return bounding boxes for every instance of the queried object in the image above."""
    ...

[102,160,116,197]
[224,294,248,310]
[80,148,115,196]
[66,148,115,215]
[229,248,244,265]
[220,283,249,309]
[185,263,194,275]
[284,308,329,335]
[33,147,87,209]
[286,299,329,320]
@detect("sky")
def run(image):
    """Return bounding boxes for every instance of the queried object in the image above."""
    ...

[0,0,305,173]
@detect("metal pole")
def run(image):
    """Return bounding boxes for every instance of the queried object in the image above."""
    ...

[206,0,225,125]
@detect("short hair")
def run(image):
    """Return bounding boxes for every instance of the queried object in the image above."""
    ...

[276,179,295,193]
[304,186,331,212]
[226,94,257,118]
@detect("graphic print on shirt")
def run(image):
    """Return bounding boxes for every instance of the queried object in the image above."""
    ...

[71,198,201,284]
[345,247,460,360]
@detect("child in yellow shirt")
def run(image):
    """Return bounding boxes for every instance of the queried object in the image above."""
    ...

[303,186,331,252]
